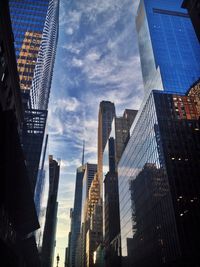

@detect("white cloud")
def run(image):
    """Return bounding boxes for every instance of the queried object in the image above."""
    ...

[65,27,74,35]
[85,50,101,61]
[71,58,84,67]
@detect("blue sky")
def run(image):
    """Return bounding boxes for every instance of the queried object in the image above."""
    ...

[48,0,143,265]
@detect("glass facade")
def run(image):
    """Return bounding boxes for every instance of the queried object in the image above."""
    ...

[136,0,200,95]
[118,91,200,267]
[9,0,59,109]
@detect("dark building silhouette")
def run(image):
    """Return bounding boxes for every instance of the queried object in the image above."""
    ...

[104,138,120,247]
[182,0,200,42]
[69,165,85,267]
[0,1,40,266]
[21,109,48,192]
[118,90,200,267]
[67,208,74,267]
[42,156,60,267]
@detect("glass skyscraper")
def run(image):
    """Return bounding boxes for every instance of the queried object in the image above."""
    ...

[9,0,59,109]
[136,0,200,94]
[118,2,200,265]
[8,0,59,193]
[118,90,200,267]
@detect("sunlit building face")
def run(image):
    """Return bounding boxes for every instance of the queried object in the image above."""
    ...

[17,31,42,90]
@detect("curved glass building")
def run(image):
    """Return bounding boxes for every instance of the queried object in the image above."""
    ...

[9,0,59,109]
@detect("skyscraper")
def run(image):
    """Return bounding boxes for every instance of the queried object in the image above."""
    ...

[85,174,101,267]
[102,109,137,267]
[69,165,85,267]
[42,155,60,267]
[9,0,59,193]
[118,90,200,267]
[80,163,97,267]
[97,101,115,197]
[9,0,59,109]
[81,163,98,223]
[136,0,200,94]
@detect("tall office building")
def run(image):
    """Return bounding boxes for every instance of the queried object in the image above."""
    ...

[102,109,137,267]
[118,90,200,267]
[9,0,59,109]
[67,208,74,267]
[81,163,98,223]
[80,163,97,267]
[42,155,60,267]
[69,165,85,267]
[85,175,101,267]
[97,101,115,197]
[136,0,200,94]
[115,110,137,165]
[8,0,59,193]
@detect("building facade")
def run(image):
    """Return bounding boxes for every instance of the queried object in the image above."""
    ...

[97,101,115,197]
[69,166,85,267]
[102,110,137,267]
[118,90,200,267]
[136,0,200,94]
[81,163,97,224]
[0,1,40,266]
[9,0,59,110]
[9,0,59,197]
[41,156,60,267]
[80,163,97,267]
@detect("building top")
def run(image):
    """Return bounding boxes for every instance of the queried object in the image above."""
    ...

[136,0,200,95]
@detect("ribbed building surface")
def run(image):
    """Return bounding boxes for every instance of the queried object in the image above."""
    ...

[9,0,59,110]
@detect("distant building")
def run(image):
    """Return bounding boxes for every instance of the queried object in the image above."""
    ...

[115,110,137,165]
[85,175,102,267]
[97,101,115,197]
[69,166,85,267]
[118,90,200,267]
[182,0,200,42]
[136,0,200,94]
[81,163,97,224]
[80,163,97,267]
[41,156,60,267]
[65,247,69,267]
[67,208,73,267]
[102,109,137,267]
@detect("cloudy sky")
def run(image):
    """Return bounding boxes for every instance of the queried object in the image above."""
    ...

[48,0,143,265]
